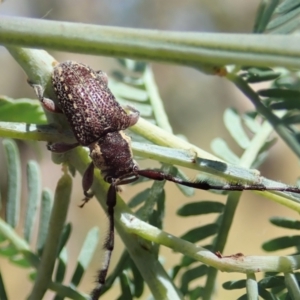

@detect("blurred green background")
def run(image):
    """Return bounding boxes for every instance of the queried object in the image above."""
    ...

[1,1,299,299]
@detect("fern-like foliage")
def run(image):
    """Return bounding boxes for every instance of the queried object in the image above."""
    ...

[0,139,99,299]
[1,1,300,300]
[95,46,300,299]
[254,0,300,33]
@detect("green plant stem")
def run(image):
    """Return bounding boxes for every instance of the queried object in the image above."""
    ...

[4,45,300,299]
[2,16,300,70]
[0,121,82,144]
[203,193,241,300]
[67,147,183,300]
[4,50,298,215]
[1,119,300,212]
[246,273,259,300]
[24,161,41,243]
[0,218,30,251]
[203,116,276,299]
[227,73,300,159]
[2,139,21,228]
[28,172,72,300]
[132,117,225,161]
[284,272,300,300]
[1,112,300,215]
[125,212,300,273]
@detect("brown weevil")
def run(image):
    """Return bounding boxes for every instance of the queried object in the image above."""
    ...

[29,61,139,149]
[30,61,300,299]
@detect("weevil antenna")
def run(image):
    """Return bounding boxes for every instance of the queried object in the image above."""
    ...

[137,169,300,193]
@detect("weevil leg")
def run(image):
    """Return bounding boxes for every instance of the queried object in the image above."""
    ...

[27,80,62,113]
[80,162,95,207]
[90,183,116,299]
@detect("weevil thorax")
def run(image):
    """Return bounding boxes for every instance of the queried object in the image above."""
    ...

[89,131,138,181]
[51,61,139,146]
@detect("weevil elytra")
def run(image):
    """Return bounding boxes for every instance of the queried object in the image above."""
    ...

[30,61,300,300]
[29,61,139,147]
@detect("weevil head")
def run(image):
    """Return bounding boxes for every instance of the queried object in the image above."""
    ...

[89,131,138,181]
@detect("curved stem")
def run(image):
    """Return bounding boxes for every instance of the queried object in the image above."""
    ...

[28,172,72,300]
[2,16,300,70]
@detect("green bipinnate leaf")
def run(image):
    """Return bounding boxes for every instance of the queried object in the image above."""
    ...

[49,282,87,300]
[129,259,144,297]
[243,67,280,83]
[177,201,224,216]
[269,217,300,230]
[57,223,72,255]
[119,272,133,300]
[223,279,246,290]
[211,138,240,163]
[128,188,150,208]
[224,108,250,149]
[29,172,72,300]
[24,160,41,243]
[9,255,31,268]
[189,286,204,300]
[0,271,8,300]
[276,0,300,14]
[0,244,18,257]
[3,139,21,228]
[180,223,219,243]
[0,96,46,124]
[22,250,40,269]
[258,286,279,300]
[253,0,279,33]
[269,98,300,110]
[36,189,53,254]
[54,247,68,284]
[258,88,300,98]
[267,5,300,33]
[180,265,208,293]
[262,235,300,251]
[259,275,284,288]
[71,227,99,287]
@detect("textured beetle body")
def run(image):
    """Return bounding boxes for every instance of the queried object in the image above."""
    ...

[89,131,137,181]
[52,61,139,145]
